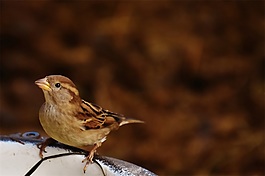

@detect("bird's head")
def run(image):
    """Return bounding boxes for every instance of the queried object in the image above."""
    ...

[35,75,81,106]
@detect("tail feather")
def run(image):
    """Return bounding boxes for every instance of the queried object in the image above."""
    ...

[119,118,144,127]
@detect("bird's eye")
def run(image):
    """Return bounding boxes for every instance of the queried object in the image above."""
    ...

[55,83,61,88]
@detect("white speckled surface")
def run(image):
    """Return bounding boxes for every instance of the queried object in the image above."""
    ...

[0,135,156,176]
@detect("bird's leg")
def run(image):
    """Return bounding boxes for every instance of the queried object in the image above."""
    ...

[82,142,102,173]
[37,138,56,158]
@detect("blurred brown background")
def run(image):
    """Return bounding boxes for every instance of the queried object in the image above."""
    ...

[0,1,264,175]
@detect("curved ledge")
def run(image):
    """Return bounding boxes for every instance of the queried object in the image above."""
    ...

[0,132,156,176]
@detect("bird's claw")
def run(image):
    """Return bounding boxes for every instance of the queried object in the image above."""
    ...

[82,151,95,173]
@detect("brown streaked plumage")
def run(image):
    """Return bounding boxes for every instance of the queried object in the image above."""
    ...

[35,75,144,172]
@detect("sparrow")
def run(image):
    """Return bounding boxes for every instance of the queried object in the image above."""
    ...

[35,75,144,172]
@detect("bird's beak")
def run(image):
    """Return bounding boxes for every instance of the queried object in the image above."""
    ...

[35,77,51,91]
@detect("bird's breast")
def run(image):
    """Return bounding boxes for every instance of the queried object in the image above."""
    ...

[39,103,110,148]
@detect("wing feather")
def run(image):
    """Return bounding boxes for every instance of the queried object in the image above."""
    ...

[76,100,143,130]
[76,100,122,130]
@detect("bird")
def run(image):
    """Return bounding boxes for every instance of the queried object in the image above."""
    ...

[35,75,144,172]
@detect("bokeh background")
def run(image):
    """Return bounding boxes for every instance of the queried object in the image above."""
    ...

[0,1,264,175]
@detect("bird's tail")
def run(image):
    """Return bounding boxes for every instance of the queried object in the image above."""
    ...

[119,118,144,127]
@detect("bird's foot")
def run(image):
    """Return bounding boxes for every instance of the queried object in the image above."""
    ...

[37,138,56,158]
[82,150,96,173]
[82,142,102,173]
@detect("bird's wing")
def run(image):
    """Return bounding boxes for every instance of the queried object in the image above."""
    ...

[76,100,123,130]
